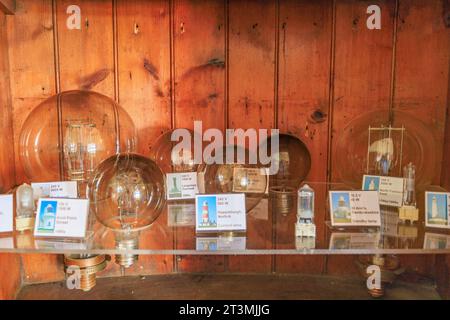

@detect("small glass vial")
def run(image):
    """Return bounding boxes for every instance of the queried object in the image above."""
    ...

[16,183,35,232]
[403,162,416,206]
[296,184,316,237]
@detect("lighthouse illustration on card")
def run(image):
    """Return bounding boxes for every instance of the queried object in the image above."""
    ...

[196,196,218,228]
[37,200,57,233]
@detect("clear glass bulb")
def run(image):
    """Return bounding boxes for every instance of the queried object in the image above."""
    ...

[149,129,200,174]
[19,90,137,196]
[259,133,311,190]
[403,162,416,206]
[297,184,314,224]
[202,145,268,213]
[89,153,166,269]
[16,183,36,232]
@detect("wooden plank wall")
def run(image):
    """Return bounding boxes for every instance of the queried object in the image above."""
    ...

[0,10,21,300]
[3,0,450,285]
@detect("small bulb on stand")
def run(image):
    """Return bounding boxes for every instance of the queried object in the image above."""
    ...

[295,184,316,238]
[399,162,419,223]
[16,184,35,232]
[403,162,416,206]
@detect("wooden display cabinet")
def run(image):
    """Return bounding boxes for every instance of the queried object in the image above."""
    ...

[0,0,449,300]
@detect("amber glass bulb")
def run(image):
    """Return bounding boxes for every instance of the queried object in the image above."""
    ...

[19,90,137,193]
[260,133,311,189]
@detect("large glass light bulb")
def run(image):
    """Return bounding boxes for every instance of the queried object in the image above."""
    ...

[89,153,166,270]
[260,133,311,190]
[259,133,311,216]
[19,90,137,196]
[201,145,268,213]
[149,129,200,174]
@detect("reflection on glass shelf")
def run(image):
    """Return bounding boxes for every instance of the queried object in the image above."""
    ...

[196,236,246,251]
[329,232,380,250]
[424,233,450,249]
[1,182,449,255]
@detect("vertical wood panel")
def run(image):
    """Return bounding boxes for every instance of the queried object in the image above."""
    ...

[443,83,450,189]
[330,0,395,180]
[8,0,56,184]
[394,0,450,185]
[117,0,171,155]
[57,0,114,95]
[0,11,21,300]
[116,0,173,276]
[227,0,276,273]
[0,10,15,192]
[327,0,396,275]
[228,0,276,130]
[173,0,226,272]
[174,0,225,131]
[7,0,63,283]
[275,0,332,274]
[392,0,450,277]
[0,253,21,299]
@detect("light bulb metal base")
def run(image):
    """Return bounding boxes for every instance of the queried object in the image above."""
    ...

[270,186,296,216]
[64,254,107,292]
[115,236,139,269]
[398,205,419,223]
[15,216,34,232]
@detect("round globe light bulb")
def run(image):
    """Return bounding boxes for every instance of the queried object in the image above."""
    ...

[19,90,137,196]
[89,153,166,269]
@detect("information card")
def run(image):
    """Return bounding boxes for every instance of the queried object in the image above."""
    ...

[425,192,450,229]
[166,172,198,200]
[34,198,89,238]
[329,190,381,227]
[362,175,404,207]
[232,168,267,193]
[195,193,246,232]
[31,181,78,199]
[0,195,13,233]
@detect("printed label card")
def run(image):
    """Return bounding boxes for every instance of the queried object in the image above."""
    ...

[195,194,246,232]
[31,181,78,199]
[425,192,450,229]
[232,167,268,194]
[329,191,381,227]
[34,198,89,238]
[362,175,404,207]
[166,172,198,200]
[0,195,13,233]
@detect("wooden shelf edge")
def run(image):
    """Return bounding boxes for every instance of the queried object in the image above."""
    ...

[0,0,15,15]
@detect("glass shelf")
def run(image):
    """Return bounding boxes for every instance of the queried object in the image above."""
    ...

[1,182,449,255]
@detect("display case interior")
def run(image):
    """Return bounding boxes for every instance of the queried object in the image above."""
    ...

[0,0,449,300]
